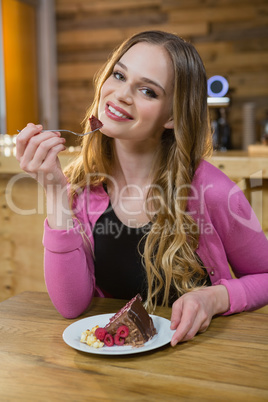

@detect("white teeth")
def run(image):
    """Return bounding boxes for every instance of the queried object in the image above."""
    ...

[108,105,128,119]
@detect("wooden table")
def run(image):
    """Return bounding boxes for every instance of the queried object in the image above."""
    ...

[0,292,267,401]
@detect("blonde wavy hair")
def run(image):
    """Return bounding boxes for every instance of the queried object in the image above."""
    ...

[65,30,212,312]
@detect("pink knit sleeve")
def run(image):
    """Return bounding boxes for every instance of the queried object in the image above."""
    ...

[211,179,268,314]
[43,219,96,318]
[193,161,268,315]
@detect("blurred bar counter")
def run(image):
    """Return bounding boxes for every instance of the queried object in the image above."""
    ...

[1,149,267,178]
[0,150,75,174]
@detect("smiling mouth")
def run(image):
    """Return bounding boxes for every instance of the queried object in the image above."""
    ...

[107,104,133,120]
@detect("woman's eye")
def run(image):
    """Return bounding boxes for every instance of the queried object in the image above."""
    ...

[141,88,158,99]
[113,71,125,81]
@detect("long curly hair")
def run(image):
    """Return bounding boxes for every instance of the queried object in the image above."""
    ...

[65,30,212,312]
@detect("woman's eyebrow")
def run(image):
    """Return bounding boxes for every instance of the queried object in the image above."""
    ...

[115,61,166,94]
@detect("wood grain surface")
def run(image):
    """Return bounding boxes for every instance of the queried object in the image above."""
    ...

[0,292,267,401]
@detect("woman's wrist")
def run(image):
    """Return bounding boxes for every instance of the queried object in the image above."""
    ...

[194,285,230,316]
[210,284,230,316]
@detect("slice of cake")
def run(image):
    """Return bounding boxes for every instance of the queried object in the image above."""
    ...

[89,115,103,131]
[104,294,157,347]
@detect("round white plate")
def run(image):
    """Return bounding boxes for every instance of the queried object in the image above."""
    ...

[63,313,175,355]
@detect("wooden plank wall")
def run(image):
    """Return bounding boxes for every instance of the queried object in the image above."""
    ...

[0,175,47,302]
[56,0,268,149]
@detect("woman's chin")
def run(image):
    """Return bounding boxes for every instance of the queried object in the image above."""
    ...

[99,127,116,139]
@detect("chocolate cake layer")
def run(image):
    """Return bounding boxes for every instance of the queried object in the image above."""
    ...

[105,294,156,346]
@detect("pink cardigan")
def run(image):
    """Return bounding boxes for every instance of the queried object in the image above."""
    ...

[43,160,268,318]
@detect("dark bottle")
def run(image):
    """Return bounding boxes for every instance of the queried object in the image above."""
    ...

[212,108,232,151]
[261,110,268,145]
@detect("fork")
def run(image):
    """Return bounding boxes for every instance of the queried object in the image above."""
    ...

[17,128,100,137]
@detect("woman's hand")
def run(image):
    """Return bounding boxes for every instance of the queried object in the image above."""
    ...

[16,123,67,189]
[170,285,229,346]
[16,123,73,230]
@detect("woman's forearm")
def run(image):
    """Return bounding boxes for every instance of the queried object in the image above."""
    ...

[46,183,73,230]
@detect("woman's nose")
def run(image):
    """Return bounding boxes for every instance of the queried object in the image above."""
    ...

[114,84,133,105]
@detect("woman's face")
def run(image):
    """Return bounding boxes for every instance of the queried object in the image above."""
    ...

[98,42,174,145]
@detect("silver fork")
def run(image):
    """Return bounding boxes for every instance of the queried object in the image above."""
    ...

[17,128,100,136]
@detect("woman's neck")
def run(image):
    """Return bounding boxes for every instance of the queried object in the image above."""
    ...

[106,139,161,227]
[112,139,158,189]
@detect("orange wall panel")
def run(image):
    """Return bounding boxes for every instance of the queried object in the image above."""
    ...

[2,0,39,134]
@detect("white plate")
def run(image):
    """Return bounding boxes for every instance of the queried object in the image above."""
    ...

[63,313,175,355]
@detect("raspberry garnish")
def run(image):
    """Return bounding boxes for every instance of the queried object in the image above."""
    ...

[95,327,107,341]
[104,333,114,347]
[116,325,129,338]
[114,334,125,346]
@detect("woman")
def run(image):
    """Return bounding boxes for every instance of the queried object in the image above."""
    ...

[16,31,268,346]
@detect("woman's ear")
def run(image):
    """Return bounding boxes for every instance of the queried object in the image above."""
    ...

[163,117,174,130]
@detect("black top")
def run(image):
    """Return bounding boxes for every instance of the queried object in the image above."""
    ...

[93,198,211,305]
[93,201,150,301]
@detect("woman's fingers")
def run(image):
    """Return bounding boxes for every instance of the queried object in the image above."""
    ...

[178,314,209,344]
[16,123,61,162]
[20,135,65,173]
[170,291,212,346]
[16,123,43,160]
[15,123,67,188]
[170,299,183,330]
[39,143,67,181]
[16,123,64,171]
[170,301,199,346]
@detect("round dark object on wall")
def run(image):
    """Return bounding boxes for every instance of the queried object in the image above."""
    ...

[207,75,229,97]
